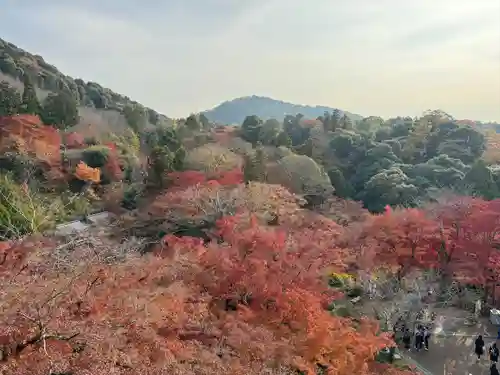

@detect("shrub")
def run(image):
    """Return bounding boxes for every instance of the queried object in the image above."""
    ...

[82,146,109,168]
[0,174,56,238]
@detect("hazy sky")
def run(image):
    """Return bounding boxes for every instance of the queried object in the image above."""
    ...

[2,0,500,121]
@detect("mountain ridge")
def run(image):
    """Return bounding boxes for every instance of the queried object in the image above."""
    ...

[202,95,364,125]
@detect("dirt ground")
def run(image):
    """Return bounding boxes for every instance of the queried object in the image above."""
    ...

[402,307,499,375]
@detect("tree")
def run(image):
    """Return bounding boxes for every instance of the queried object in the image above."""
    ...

[185,113,201,131]
[146,125,182,151]
[283,114,309,146]
[360,208,440,281]
[463,160,499,199]
[360,167,418,212]
[102,143,123,182]
[340,113,352,130]
[426,197,500,300]
[123,103,147,132]
[40,92,79,129]
[483,131,500,165]
[259,118,281,145]
[20,73,40,115]
[74,161,100,183]
[267,154,333,197]
[331,109,341,131]
[184,144,242,176]
[82,146,109,168]
[147,146,176,188]
[243,147,266,183]
[199,113,211,130]
[64,132,86,149]
[328,167,352,198]
[275,131,292,148]
[241,115,263,146]
[0,80,21,116]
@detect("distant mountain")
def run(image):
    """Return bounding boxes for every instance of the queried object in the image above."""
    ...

[202,95,363,125]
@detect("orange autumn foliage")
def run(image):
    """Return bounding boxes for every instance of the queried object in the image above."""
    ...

[74,161,101,183]
[167,168,243,190]
[0,215,413,375]
[0,115,62,167]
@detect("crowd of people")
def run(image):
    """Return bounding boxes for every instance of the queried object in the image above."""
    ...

[396,324,500,374]
[401,325,431,352]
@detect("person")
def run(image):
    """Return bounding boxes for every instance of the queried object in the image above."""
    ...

[475,335,485,362]
[415,326,423,351]
[423,326,431,351]
[491,363,500,375]
[490,343,499,364]
[402,328,412,351]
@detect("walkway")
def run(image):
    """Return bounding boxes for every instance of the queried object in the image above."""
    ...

[402,307,498,375]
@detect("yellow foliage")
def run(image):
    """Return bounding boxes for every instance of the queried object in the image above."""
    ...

[329,272,354,282]
[75,161,101,183]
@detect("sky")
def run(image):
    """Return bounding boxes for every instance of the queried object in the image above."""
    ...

[1,0,500,121]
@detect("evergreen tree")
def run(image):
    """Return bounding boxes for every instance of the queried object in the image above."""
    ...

[243,153,256,185]
[243,145,267,184]
[40,92,79,129]
[198,113,210,130]
[276,131,292,148]
[340,114,352,130]
[241,115,263,146]
[331,109,341,131]
[20,73,40,115]
[254,144,267,182]
[0,81,21,116]
[185,114,201,131]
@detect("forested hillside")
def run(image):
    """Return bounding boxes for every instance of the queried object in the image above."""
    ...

[0,37,172,135]
[234,109,500,212]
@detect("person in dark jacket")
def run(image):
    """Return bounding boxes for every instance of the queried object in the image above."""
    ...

[491,363,500,375]
[490,342,499,364]
[402,328,412,350]
[475,335,485,362]
[415,325,423,351]
[423,326,431,351]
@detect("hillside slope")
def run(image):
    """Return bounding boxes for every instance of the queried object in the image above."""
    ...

[202,95,363,125]
[0,37,172,135]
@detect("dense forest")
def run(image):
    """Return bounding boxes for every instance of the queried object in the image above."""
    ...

[1,38,500,375]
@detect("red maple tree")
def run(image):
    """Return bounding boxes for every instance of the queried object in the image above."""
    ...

[358,208,440,280]
[64,132,86,149]
[102,142,123,181]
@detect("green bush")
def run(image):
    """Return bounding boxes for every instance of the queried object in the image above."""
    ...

[0,174,56,238]
[60,193,93,221]
[82,146,109,168]
[121,185,142,210]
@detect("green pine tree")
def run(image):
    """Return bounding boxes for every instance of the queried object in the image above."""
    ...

[20,73,40,115]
